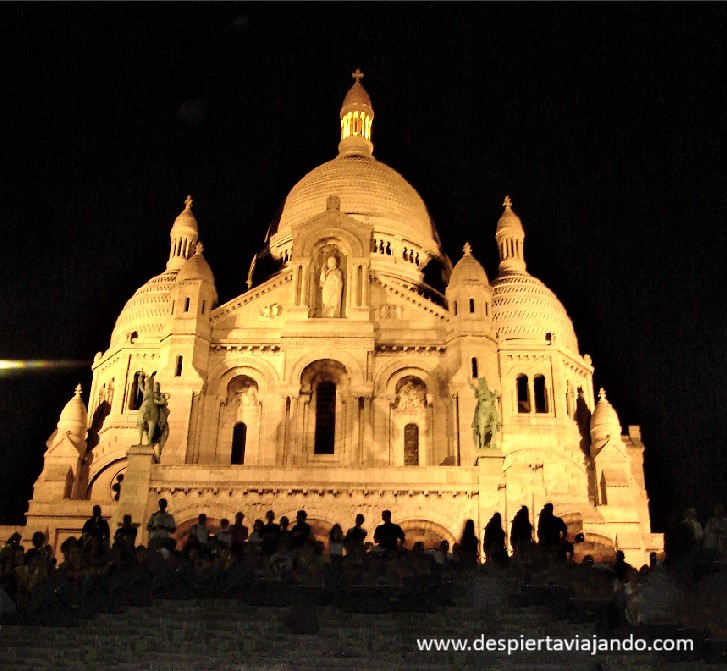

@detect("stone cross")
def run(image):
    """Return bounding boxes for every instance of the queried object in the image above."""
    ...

[352,68,364,83]
[503,195,512,208]
[463,242,472,256]
[185,194,193,209]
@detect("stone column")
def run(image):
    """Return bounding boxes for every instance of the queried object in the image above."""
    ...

[110,444,155,536]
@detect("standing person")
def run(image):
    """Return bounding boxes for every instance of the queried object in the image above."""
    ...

[186,514,211,556]
[147,498,177,552]
[261,510,281,557]
[483,513,507,565]
[458,519,479,567]
[114,514,139,555]
[290,510,311,549]
[216,519,232,548]
[704,503,727,558]
[230,511,249,556]
[537,502,568,560]
[345,514,368,553]
[373,510,405,555]
[329,524,345,566]
[82,505,110,549]
[510,506,533,556]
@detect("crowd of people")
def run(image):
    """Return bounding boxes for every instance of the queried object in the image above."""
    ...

[1,499,724,637]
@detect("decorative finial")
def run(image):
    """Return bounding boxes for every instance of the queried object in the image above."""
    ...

[195,242,204,256]
[503,195,512,209]
[185,195,193,210]
[463,242,472,256]
[352,68,364,84]
[75,383,82,397]
[598,388,607,401]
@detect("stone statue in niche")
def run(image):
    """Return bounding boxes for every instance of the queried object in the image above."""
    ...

[469,376,500,450]
[240,385,259,407]
[397,381,426,412]
[319,256,344,317]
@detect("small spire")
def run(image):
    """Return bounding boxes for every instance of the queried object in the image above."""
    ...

[598,388,607,401]
[463,242,472,256]
[352,68,364,83]
[185,195,193,210]
[75,383,82,397]
[503,195,512,209]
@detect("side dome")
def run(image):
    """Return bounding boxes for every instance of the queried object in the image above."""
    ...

[590,388,622,445]
[491,271,579,352]
[449,242,489,286]
[110,269,178,347]
[267,155,442,257]
[58,384,88,440]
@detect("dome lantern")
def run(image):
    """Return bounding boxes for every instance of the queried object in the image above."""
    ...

[167,195,199,271]
[495,195,526,274]
[338,69,374,158]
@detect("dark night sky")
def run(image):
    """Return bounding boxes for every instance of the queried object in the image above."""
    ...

[1,4,726,530]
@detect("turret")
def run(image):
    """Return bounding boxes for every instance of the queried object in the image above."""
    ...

[166,195,199,271]
[338,69,374,158]
[496,196,526,274]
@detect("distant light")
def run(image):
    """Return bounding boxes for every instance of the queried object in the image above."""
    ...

[0,360,88,375]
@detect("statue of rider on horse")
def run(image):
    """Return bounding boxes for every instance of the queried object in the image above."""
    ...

[136,372,170,461]
[469,376,500,452]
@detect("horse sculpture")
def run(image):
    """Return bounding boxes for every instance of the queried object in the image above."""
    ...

[136,373,170,460]
[469,376,500,451]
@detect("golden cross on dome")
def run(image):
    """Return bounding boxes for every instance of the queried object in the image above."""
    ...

[463,242,472,256]
[352,68,364,83]
[503,195,512,208]
[598,388,607,401]
[185,195,193,209]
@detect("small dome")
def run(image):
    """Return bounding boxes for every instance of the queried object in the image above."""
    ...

[176,243,215,285]
[58,384,88,440]
[268,155,442,257]
[590,388,622,442]
[176,243,219,305]
[491,271,579,352]
[110,269,178,347]
[449,242,489,286]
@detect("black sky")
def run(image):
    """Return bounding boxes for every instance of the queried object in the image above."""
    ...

[1,4,726,529]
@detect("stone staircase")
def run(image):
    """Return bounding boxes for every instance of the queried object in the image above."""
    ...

[1,572,725,670]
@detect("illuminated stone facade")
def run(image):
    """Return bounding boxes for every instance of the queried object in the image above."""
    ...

[19,73,662,565]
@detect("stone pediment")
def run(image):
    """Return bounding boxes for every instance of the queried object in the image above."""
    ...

[292,205,372,260]
[211,272,293,329]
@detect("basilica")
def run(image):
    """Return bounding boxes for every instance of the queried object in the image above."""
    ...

[20,72,662,564]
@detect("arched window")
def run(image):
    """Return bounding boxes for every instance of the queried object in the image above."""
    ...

[516,374,530,413]
[231,422,247,465]
[404,423,419,465]
[184,297,190,312]
[201,300,206,315]
[469,298,475,313]
[128,372,144,410]
[314,381,336,454]
[534,375,549,413]
[175,355,183,377]
[453,300,458,316]
[471,357,478,379]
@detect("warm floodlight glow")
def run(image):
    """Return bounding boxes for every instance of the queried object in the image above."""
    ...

[0,359,89,375]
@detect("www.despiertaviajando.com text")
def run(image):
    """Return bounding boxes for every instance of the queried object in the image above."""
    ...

[416,634,694,655]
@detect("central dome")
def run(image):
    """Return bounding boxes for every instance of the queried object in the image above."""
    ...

[268,154,441,256]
